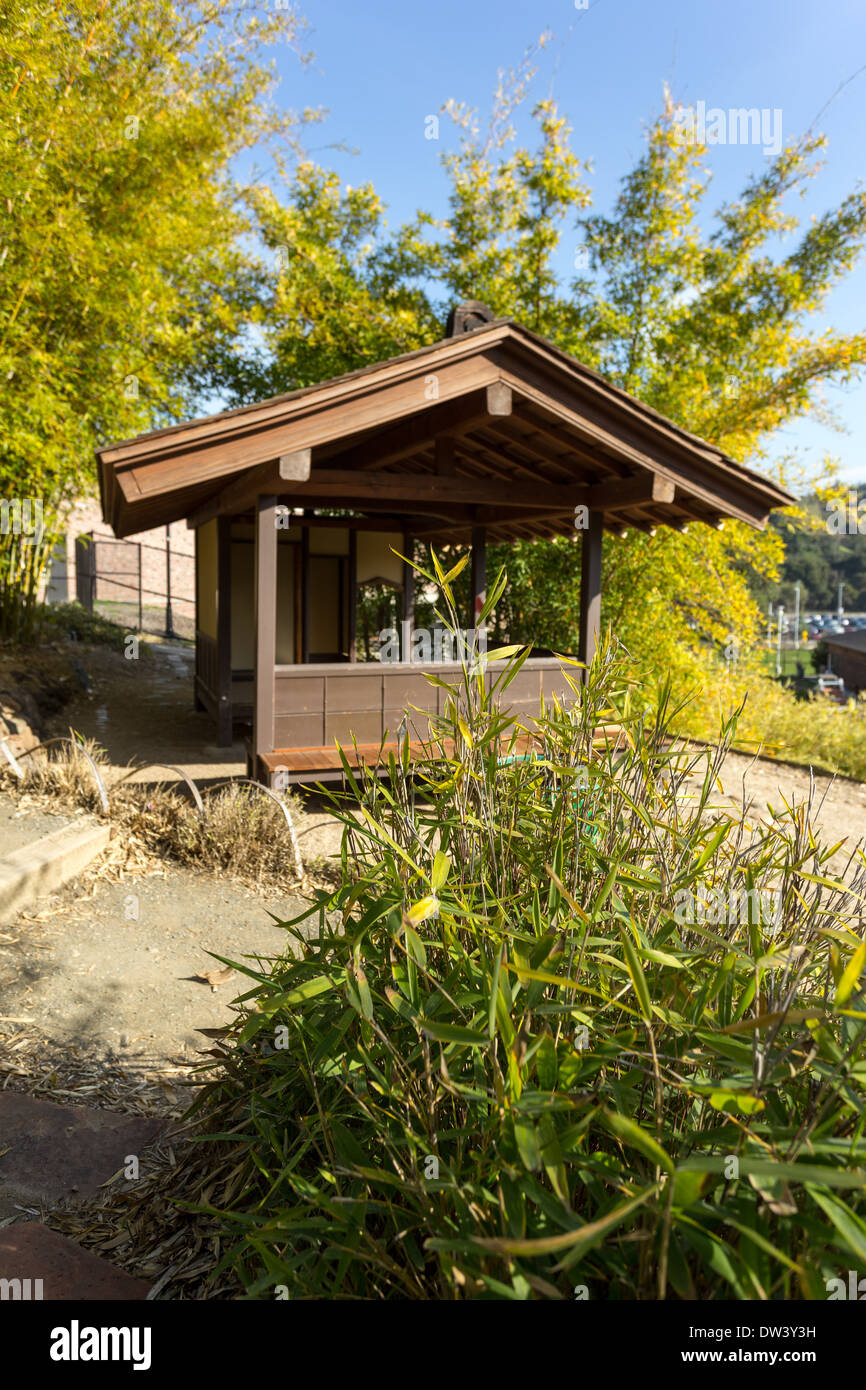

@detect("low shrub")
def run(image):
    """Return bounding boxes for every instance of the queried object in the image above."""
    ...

[1,740,304,891]
[677,651,866,781]
[184,559,866,1300]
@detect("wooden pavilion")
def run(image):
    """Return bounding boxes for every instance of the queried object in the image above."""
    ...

[97,302,792,785]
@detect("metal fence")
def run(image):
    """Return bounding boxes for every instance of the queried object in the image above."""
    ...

[74,531,195,640]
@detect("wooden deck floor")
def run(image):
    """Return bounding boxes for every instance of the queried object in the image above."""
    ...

[254,725,624,785]
[259,738,461,784]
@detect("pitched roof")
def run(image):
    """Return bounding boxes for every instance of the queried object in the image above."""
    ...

[97,317,794,541]
[823,629,866,653]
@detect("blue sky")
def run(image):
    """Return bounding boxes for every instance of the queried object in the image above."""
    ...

[261,0,866,485]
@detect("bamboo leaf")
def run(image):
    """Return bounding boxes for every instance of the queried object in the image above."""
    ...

[600,1108,674,1175]
[618,925,652,1021]
[836,941,866,1008]
[467,1183,660,1261]
[418,1018,489,1046]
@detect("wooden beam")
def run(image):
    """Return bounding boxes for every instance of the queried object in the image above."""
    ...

[216,515,232,747]
[188,462,499,530]
[326,383,512,473]
[253,496,277,770]
[286,468,676,515]
[295,496,473,524]
[435,436,456,475]
[187,445,675,536]
[187,453,308,531]
[589,472,675,513]
[232,512,420,532]
[578,510,603,670]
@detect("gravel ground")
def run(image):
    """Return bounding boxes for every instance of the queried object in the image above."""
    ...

[1,742,862,1070]
[708,748,866,870]
[0,859,311,1063]
[0,632,345,1068]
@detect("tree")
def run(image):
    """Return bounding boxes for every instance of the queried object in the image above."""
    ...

[384,83,866,675]
[0,0,303,637]
[242,161,437,397]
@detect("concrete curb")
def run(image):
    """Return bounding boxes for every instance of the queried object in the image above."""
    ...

[0,817,111,919]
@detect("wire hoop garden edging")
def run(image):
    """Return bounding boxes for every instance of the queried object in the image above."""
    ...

[0,734,304,881]
[0,734,110,814]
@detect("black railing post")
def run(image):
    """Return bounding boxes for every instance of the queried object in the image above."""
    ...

[74,533,94,611]
[164,524,174,638]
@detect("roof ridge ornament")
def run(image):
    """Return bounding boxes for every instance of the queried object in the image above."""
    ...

[444,300,497,337]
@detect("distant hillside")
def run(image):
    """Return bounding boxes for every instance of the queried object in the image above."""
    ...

[750,485,866,612]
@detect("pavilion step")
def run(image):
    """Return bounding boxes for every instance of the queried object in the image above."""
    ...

[253,725,625,786]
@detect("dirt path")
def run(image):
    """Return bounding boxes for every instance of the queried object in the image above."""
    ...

[54,638,247,783]
[0,858,309,1065]
[0,640,344,1067]
[710,749,866,869]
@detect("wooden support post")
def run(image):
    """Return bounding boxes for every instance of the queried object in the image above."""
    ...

[348,529,357,662]
[578,510,603,671]
[253,496,277,778]
[216,515,233,746]
[293,542,302,665]
[402,533,415,663]
[301,523,310,664]
[193,532,204,711]
[470,525,486,627]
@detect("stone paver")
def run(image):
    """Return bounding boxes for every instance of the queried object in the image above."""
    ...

[0,1091,164,1217]
[0,1222,151,1299]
